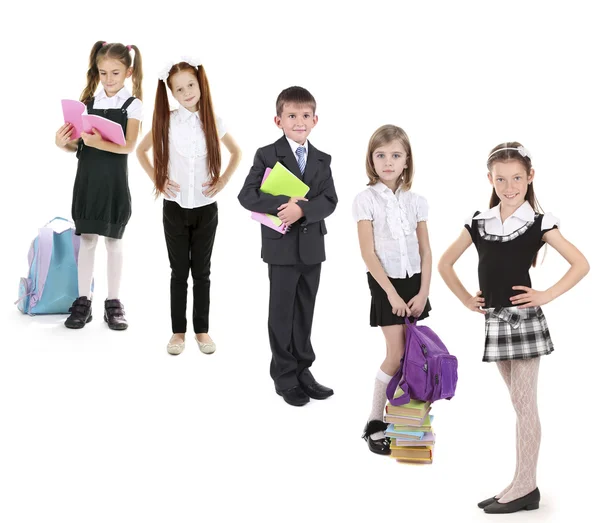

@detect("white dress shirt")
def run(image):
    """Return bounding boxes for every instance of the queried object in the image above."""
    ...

[164,106,227,209]
[85,87,144,121]
[465,201,559,235]
[353,182,429,278]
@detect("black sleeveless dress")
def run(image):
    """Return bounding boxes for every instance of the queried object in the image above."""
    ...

[71,96,136,239]
[465,212,556,362]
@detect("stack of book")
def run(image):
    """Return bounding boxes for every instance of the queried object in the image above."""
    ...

[384,393,435,465]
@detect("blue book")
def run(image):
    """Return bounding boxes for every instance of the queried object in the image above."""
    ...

[384,426,425,440]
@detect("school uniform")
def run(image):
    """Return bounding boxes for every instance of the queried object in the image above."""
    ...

[162,106,227,334]
[72,87,143,239]
[464,201,559,362]
[238,135,338,391]
[352,182,432,326]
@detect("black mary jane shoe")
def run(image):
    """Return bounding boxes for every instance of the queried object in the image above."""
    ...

[64,297,93,329]
[362,420,391,455]
[104,299,128,331]
[484,488,540,514]
[477,497,498,509]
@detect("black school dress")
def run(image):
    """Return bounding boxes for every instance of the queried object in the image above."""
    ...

[71,96,136,239]
[466,212,556,362]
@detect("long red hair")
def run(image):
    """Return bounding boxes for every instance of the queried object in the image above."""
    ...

[152,63,221,198]
[80,41,143,104]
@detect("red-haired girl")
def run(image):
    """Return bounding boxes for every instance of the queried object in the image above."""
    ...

[137,57,241,355]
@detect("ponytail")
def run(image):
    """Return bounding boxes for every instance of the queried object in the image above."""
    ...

[79,40,104,103]
[152,80,171,198]
[197,65,221,184]
[129,45,143,101]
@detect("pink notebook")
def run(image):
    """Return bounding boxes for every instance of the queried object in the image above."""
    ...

[250,168,289,234]
[61,99,126,146]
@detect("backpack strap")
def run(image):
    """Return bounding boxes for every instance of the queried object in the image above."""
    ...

[29,227,55,309]
[386,317,418,406]
[44,217,72,227]
[386,369,411,406]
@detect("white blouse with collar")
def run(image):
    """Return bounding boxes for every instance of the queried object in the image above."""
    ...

[353,182,428,278]
[465,201,559,235]
[164,106,227,209]
[85,87,144,121]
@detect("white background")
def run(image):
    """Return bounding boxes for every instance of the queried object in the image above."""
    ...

[1,1,598,522]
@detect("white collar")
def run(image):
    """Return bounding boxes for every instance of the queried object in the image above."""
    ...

[286,136,309,155]
[477,201,535,222]
[95,86,131,102]
[176,105,200,122]
[372,181,403,196]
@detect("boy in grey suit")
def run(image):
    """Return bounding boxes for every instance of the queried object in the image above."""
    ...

[238,86,338,406]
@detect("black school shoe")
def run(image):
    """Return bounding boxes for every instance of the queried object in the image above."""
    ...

[477,497,498,509]
[275,386,310,407]
[65,297,93,329]
[484,488,540,514]
[362,420,391,455]
[104,299,128,330]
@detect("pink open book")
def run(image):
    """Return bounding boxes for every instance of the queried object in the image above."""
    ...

[61,99,126,146]
[250,168,289,234]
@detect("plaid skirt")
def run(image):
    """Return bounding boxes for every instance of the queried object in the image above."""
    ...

[483,306,554,362]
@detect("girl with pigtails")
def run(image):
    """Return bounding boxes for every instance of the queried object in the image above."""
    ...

[136,58,242,356]
[55,41,144,331]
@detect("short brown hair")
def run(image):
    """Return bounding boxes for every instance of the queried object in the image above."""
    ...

[276,86,316,116]
[365,125,414,190]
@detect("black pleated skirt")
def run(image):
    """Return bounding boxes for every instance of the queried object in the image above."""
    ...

[367,272,432,327]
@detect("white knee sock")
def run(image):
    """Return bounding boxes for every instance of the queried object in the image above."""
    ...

[78,234,98,299]
[368,369,393,440]
[105,237,123,300]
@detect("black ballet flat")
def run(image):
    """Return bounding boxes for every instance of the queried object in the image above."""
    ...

[484,488,540,514]
[362,420,391,455]
[477,497,498,509]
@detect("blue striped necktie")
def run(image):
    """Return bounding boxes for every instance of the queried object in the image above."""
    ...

[296,146,306,176]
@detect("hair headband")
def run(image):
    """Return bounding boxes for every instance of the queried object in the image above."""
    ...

[158,56,202,82]
[487,145,530,161]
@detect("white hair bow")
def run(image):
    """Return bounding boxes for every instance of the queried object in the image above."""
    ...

[158,56,203,82]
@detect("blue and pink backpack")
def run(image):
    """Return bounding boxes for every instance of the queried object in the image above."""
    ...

[16,217,90,315]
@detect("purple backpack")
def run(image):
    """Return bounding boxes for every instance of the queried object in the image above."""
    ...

[386,318,458,406]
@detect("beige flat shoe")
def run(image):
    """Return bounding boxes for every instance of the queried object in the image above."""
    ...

[195,338,216,354]
[167,339,185,355]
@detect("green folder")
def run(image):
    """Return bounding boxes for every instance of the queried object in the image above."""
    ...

[260,162,310,198]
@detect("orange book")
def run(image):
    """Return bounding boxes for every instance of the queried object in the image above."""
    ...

[390,446,433,460]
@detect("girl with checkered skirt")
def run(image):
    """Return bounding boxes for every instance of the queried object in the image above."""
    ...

[438,142,589,514]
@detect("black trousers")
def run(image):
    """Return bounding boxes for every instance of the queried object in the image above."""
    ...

[163,200,218,333]
[268,263,321,390]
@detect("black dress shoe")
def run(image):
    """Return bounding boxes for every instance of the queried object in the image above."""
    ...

[64,297,92,329]
[484,488,540,514]
[299,380,334,400]
[275,386,310,407]
[477,497,498,509]
[362,420,391,455]
[104,299,128,330]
